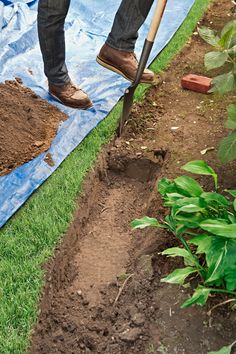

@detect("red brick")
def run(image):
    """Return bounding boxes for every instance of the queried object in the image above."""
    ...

[181,74,212,94]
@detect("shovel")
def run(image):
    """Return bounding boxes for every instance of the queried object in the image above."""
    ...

[118,0,168,136]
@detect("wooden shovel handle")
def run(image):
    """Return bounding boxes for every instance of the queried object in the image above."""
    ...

[147,0,168,43]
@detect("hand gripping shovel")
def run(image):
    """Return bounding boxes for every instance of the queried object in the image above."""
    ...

[118,0,168,136]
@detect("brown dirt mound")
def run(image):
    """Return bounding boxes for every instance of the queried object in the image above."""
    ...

[0,79,67,176]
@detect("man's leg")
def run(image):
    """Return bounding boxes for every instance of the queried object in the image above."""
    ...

[38,0,92,109]
[107,0,154,52]
[97,0,155,84]
[38,0,71,85]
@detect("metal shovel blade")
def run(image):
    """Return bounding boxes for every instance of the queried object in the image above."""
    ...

[118,39,154,137]
[118,86,136,136]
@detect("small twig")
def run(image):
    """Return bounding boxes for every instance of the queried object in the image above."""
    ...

[207,298,236,316]
[113,274,134,307]
[101,206,110,213]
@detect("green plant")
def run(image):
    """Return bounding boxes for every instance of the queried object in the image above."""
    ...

[131,160,236,308]
[198,22,236,163]
[218,104,236,163]
[198,21,236,94]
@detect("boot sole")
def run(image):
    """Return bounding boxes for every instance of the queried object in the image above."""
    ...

[49,92,93,110]
[96,56,154,85]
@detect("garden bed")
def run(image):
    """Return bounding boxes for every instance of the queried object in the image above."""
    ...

[29,1,236,353]
[0,80,66,176]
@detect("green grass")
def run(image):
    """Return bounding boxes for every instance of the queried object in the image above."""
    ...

[0,1,210,352]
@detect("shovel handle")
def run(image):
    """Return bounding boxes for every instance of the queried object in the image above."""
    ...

[118,0,168,135]
[132,0,168,87]
[147,0,168,43]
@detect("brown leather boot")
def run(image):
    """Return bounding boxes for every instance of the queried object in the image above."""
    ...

[48,81,93,109]
[96,43,155,84]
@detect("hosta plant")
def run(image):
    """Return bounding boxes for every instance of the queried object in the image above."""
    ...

[198,21,236,94]
[218,104,236,163]
[131,160,236,308]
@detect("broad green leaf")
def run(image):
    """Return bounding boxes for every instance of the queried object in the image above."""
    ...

[228,213,236,224]
[200,220,236,238]
[228,104,236,121]
[189,234,212,255]
[234,199,236,212]
[175,214,206,228]
[163,192,185,207]
[221,20,236,36]
[181,286,211,308]
[228,44,236,58]
[210,71,236,95]
[166,193,185,199]
[174,176,203,197]
[198,26,220,47]
[218,131,236,164]
[207,346,231,354]
[175,197,204,207]
[182,161,218,190]
[203,237,236,290]
[201,192,229,207]
[219,27,236,49]
[161,267,197,285]
[224,268,236,291]
[162,247,190,258]
[205,51,228,71]
[225,190,236,197]
[131,216,160,229]
[158,178,174,195]
[220,20,236,48]
[174,197,207,214]
[225,104,236,129]
[161,247,195,266]
[181,160,215,176]
[208,342,235,354]
[177,204,205,214]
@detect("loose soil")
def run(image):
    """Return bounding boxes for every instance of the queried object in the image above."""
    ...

[30,1,236,354]
[0,80,67,176]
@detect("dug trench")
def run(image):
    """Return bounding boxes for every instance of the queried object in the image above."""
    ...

[29,150,166,354]
[29,1,236,353]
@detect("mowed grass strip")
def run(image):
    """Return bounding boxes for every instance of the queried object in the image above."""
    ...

[0,1,210,352]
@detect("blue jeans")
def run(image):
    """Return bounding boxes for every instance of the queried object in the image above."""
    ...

[38,0,154,85]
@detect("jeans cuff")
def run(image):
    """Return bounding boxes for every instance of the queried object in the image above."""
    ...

[48,76,71,86]
[105,38,134,53]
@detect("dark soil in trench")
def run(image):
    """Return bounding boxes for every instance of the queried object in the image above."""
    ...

[30,1,236,354]
[0,80,67,176]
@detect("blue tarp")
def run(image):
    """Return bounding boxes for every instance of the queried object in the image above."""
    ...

[0,0,195,228]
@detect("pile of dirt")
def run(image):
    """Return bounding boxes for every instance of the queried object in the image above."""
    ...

[29,1,236,354]
[0,80,67,176]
